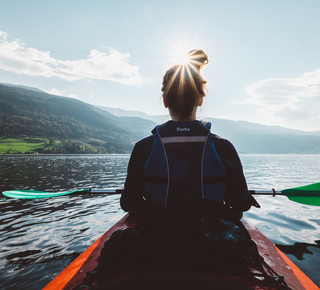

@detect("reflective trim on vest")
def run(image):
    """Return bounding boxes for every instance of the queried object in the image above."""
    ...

[144,121,226,207]
[161,136,208,144]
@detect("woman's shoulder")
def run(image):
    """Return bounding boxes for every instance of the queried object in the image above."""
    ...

[132,134,154,152]
[128,135,154,168]
[209,133,235,149]
[209,133,242,164]
[136,134,154,144]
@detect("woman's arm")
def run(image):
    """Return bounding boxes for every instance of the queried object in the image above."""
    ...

[212,134,253,213]
[120,135,154,215]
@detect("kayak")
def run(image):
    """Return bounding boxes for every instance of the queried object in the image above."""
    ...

[44,214,319,290]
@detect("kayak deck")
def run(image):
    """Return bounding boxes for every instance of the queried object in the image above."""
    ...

[44,215,319,290]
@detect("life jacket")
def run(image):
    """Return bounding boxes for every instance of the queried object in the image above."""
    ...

[144,120,226,206]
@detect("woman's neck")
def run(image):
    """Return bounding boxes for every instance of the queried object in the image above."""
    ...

[169,109,197,122]
[171,116,196,122]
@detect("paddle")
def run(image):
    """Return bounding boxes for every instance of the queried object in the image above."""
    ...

[2,183,320,206]
[249,182,320,206]
[1,188,122,199]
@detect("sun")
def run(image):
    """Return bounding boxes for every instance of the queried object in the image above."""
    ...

[164,39,205,68]
[169,46,192,66]
[177,51,191,65]
[175,51,191,65]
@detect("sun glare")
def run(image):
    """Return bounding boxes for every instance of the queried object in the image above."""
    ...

[179,53,191,65]
[170,47,191,66]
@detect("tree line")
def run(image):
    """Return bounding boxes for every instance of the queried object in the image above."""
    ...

[0,84,135,153]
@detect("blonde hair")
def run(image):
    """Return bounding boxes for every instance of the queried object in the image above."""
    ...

[161,49,208,120]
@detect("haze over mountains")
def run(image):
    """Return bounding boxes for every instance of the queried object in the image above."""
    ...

[98,106,320,154]
[1,83,320,154]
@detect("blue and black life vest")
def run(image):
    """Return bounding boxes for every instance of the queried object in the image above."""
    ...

[144,120,226,207]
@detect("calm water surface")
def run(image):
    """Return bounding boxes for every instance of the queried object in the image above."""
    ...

[0,154,320,289]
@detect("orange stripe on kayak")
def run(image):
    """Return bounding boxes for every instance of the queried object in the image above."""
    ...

[43,234,104,290]
[275,247,320,290]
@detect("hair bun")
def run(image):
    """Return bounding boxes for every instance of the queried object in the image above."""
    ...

[188,49,208,70]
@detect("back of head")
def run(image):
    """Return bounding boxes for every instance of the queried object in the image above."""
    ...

[162,49,209,120]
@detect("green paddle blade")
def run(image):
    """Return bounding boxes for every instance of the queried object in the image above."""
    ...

[2,189,89,199]
[282,182,320,206]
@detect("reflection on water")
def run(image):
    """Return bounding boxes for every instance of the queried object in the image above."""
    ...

[277,241,320,287]
[240,154,320,191]
[240,154,320,287]
[277,241,320,261]
[0,155,129,290]
[0,154,129,192]
[0,154,320,289]
[244,196,320,244]
[0,194,125,290]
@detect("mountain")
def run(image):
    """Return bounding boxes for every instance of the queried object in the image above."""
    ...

[92,107,156,140]
[99,106,320,154]
[97,105,167,124]
[1,82,45,93]
[205,118,320,154]
[1,82,320,154]
[0,83,155,153]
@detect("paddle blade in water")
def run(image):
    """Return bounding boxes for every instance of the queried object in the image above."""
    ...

[282,182,320,206]
[2,189,89,199]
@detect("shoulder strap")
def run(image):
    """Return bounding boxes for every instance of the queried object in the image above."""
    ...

[200,120,212,130]
[151,125,158,135]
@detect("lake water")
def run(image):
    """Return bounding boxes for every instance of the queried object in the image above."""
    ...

[0,154,320,289]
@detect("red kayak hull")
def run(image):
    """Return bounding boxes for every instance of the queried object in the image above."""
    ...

[44,215,319,290]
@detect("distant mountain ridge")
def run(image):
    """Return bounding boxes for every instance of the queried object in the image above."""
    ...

[99,106,320,154]
[1,82,45,93]
[1,83,320,154]
[97,105,167,125]
[99,105,320,136]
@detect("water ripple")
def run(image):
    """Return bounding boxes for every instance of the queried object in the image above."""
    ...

[1,154,320,288]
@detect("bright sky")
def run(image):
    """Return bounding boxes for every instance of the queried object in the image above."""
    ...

[1,0,320,131]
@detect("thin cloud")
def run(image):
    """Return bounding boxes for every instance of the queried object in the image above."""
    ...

[68,94,78,99]
[244,69,320,121]
[0,31,146,85]
[0,31,8,39]
[45,88,62,96]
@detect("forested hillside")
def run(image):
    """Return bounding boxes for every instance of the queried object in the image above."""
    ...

[0,83,154,153]
[1,83,320,154]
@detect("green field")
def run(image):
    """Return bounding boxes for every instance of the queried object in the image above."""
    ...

[0,137,46,154]
[0,136,108,154]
